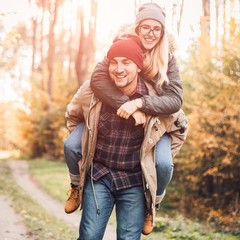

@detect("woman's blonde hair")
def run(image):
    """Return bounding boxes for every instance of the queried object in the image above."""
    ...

[118,23,170,89]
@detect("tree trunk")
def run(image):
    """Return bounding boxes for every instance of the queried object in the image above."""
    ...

[68,30,73,84]
[215,0,220,47]
[177,0,185,36]
[28,0,38,84]
[222,0,226,43]
[88,0,98,66]
[172,0,177,34]
[47,0,59,100]
[31,18,37,84]
[40,0,46,91]
[201,0,210,38]
[75,1,98,87]
[67,0,73,84]
[75,5,86,87]
[58,5,65,74]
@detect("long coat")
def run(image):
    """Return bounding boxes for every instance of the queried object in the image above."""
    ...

[65,80,188,216]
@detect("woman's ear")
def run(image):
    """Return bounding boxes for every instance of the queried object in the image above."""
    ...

[135,25,139,35]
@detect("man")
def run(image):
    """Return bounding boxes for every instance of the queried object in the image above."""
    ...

[65,36,187,239]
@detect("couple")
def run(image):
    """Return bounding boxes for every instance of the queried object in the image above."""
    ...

[64,3,188,240]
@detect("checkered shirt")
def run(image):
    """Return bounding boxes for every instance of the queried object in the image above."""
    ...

[91,77,148,190]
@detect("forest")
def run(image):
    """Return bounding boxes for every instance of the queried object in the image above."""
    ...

[0,0,239,236]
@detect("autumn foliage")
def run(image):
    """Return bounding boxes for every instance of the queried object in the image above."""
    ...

[0,0,239,233]
[177,19,240,230]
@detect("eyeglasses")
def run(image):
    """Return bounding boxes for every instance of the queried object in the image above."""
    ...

[139,24,162,38]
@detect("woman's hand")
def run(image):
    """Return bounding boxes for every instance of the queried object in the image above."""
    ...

[132,110,146,126]
[117,98,143,119]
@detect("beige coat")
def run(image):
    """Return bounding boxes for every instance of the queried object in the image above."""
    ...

[66,80,188,215]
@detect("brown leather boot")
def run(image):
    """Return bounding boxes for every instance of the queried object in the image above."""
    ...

[142,191,165,235]
[64,184,80,214]
[142,209,154,235]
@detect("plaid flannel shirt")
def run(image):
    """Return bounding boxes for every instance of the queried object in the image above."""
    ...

[90,77,148,190]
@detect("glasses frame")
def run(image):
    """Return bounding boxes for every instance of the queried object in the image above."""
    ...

[139,24,163,38]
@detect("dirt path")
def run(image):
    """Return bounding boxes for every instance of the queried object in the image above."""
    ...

[0,195,34,240]
[7,159,116,240]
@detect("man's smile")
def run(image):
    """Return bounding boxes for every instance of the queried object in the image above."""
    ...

[115,74,127,78]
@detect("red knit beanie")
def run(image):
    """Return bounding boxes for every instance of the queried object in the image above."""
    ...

[107,35,143,70]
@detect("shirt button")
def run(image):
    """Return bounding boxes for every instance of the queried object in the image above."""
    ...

[149,138,153,144]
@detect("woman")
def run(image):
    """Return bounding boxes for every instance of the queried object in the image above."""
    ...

[64,3,187,235]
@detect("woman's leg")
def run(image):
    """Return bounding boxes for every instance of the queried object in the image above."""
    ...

[155,133,174,197]
[142,133,174,235]
[64,122,85,214]
[64,122,85,176]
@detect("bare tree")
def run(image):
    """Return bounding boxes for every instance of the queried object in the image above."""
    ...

[75,4,85,87]
[67,0,73,83]
[47,0,60,100]
[215,0,220,47]
[201,0,210,38]
[29,0,38,84]
[172,0,177,34]
[177,0,185,36]
[75,0,98,87]
[134,0,142,16]
[222,0,226,43]
[171,0,185,36]
[39,0,46,90]
[88,0,98,67]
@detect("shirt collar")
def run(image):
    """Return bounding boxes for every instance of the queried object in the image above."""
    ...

[134,76,148,96]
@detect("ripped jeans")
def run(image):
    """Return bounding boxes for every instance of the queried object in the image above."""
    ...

[64,123,173,196]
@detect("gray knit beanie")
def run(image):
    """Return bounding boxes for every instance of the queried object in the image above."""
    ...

[135,3,166,28]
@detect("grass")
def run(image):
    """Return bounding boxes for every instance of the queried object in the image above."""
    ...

[29,159,70,203]
[2,158,239,240]
[29,159,117,226]
[0,160,78,240]
[28,159,240,240]
[142,215,239,240]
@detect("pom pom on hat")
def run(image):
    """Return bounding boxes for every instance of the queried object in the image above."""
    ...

[135,3,166,27]
[107,35,143,69]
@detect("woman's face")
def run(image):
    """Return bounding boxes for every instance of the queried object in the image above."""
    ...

[138,19,163,51]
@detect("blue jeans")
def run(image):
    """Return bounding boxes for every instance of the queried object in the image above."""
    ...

[78,174,145,240]
[155,134,174,195]
[64,123,174,195]
[64,123,85,175]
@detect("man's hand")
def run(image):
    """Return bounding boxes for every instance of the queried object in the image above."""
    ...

[78,158,82,171]
[117,99,143,119]
[132,110,146,126]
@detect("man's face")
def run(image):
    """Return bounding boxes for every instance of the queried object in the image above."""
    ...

[108,57,140,90]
